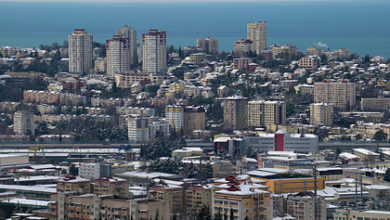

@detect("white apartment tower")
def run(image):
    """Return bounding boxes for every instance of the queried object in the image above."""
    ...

[116,26,138,67]
[106,35,130,77]
[142,29,167,74]
[314,80,356,110]
[310,103,334,126]
[127,115,150,143]
[165,105,184,132]
[68,29,93,74]
[13,111,35,136]
[247,21,267,54]
[247,100,286,128]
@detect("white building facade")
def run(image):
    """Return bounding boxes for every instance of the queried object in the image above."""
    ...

[142,29,167,73]
[68,29,93,74]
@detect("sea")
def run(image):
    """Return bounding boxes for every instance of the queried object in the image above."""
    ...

[0,0,389,57]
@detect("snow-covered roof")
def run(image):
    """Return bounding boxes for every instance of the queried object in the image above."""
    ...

[353,148,380,156]
[1,198,52,207]
[0,184,56,193]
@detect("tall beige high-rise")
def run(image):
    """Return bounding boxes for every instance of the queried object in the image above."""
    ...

[310,103,333,126]
[142,29,167,73]
[314,81,356,110]
[196,37,218,54]
[247,21,267,54]
[248,100,286,128]
[116,26,137,67]
[223,96,248,131]
[106,35,130,77]
[165,105,184,132]
[68,29,93,74]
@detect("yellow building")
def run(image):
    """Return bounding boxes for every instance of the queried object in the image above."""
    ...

[184,106,205,136]
[247,168,325,194]
[213,176,272,220]
[185,184,213,216]
[149,184,184,219]
[172,147,203,159]
[165,105,184,132]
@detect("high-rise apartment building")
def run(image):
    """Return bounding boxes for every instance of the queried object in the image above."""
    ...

[13,111,35,136]
[196,37,218,54]
[68,29,93,74]
[165,105,184,132]
[223,96,248,131]
[310,103,334,126]
[116,25,137,67]
[183,106,206,136]
[106,35,130,77]
[247,21,267,54]
[287,192,327,220]
[234,39,253,57]
[314,80,356,110]
[247,100,286,128]
[142,29,167,73]
[127,115,150,143]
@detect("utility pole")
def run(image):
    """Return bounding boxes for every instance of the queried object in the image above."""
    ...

[313,163,317,220]
[360,173,363,201]
[355,173,358,206]
[313,163,317,196]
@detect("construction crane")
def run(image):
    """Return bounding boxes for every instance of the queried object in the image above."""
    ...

[28,145,45,160]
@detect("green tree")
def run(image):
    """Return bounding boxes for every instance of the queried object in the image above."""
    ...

[154,210,159,220]
[148,159,182,174]
[385,168,390,182]
[177,138,187,149]
[374,130,388,141]
[214,208,222,220]
[69,164,78,176]
[229,208,234,220]
[336,147,342,158]
[36,121,49,136]
[196,206,211,220]
[355,134,363,140]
